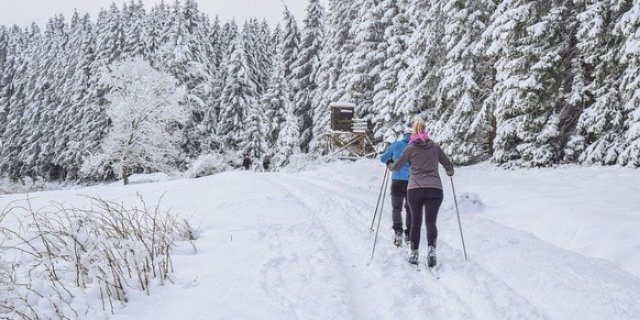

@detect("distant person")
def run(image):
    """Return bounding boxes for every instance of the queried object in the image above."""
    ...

[379,122,412,247]
[242,154,252,170]
[387,117,454,268]
[262,155,271,172]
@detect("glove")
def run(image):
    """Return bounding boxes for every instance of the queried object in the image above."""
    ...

[386,159,394,165]
[447,169,454,176]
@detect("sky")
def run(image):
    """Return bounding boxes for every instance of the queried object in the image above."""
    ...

[0,0,329,28]
[1,159,639,318]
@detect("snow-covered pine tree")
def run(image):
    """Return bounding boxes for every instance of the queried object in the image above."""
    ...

[433,0,496,164]
[0,26,6,69]
[237,20,271,158]
[216,36,258,153]
[0,26,21,155]
[241,20,260,96]
[145,2,168,67]
[220,20,239,54]
[267,46,299,167]
[271,22,282,56]
[480,0,571,166]
[49,13,97,180]
[14,23,48,181]
[371,0,412,142]
[242,97,267,158]
[261,49,294,152]
[60,14,109,180]
[281,6,300,81]
[242,19,273,97]
[341,0,385,118]
[564,0,629,165]
[82,57,187,185]
[395,0,445,130]
[201,16,224,153]
[274,103,302,168]
[122,0,147,59]
[0,25,8,135]
[100,3,125,64]
[91,6,124,111]
[0,26,35,180]
[157,0,211,158]
[291,0,325,152]
[615,1,640,166]
[311,0,360,153]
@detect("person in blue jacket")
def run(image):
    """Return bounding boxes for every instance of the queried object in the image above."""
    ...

[379,123,412,247]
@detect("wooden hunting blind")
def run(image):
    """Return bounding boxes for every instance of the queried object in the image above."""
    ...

[326,102,376,159]
[330,102,355,132]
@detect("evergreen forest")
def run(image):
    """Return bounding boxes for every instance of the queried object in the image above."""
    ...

[1,0,639,182]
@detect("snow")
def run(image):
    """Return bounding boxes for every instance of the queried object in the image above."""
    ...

[1,159,639,319]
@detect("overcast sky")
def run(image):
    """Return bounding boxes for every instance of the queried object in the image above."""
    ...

[0,0,329,28]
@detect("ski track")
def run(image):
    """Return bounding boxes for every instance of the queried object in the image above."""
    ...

[271,173,543,320]
[279,172,546,319]
[272,170,639,320]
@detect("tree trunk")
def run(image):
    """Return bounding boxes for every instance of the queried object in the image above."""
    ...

[122,166,130,185]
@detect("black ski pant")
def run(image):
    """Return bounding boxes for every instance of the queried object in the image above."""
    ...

[390,180,411,236]
[407,188,443,250]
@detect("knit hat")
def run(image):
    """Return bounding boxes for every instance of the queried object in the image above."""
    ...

[404,120,413,134]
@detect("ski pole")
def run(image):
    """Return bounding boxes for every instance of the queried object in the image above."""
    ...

[450,176,468,261]
[369,171,390,263]
[369,167,389,231]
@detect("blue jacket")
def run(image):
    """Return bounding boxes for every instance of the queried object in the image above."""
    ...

[380,133,411,181]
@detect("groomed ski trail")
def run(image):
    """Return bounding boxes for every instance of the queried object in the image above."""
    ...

[268,168,640,320]
[269,174,546,320]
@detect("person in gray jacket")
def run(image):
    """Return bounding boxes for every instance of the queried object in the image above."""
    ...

[387,117,454,268]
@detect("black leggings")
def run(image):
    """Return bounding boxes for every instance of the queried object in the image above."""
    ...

[407,188,443,250]
[390,180,410,235]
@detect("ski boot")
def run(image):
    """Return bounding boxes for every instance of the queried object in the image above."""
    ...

[394,231,403,247]
[427,245,437,268]
[408,250,419,265]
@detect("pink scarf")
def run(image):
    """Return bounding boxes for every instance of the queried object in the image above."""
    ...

[410,132,430,143]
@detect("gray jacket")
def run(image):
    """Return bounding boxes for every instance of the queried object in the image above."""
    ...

[388,140,454,190]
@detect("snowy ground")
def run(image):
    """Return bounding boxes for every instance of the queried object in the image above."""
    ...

[1,159,639,319]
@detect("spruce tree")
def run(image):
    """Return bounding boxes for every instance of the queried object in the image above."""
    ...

[216,37,258,153]
[371,0,411,141]
[564,0,629,165]
[291,0,325,152]
[434,0,495,165]
[281,6,300,80]
[261,50,294,151]
[122,0,147,59]
[311,0,359,153]
[395,0,445,129]
[341,0,384,116]
[615,1,640,166]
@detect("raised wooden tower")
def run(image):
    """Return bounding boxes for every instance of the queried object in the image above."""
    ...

[326,102,376,159]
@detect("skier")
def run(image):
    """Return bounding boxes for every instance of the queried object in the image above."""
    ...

[262,155,271,172]
[387,117,454,268]
[242,154,252,170]
[379,122,413,247]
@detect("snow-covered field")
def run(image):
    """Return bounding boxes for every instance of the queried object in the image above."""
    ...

[1,159,639,319]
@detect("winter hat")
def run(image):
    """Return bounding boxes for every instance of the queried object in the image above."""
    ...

[404,120,413,134]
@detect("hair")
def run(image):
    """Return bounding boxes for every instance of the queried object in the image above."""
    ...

[412,116,426,134]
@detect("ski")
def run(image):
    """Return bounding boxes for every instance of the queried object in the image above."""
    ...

[424,256,441,279]
[412,263,421,272]
[426,266,440,279]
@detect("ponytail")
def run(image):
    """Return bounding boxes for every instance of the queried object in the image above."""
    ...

[412,117,426,135]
